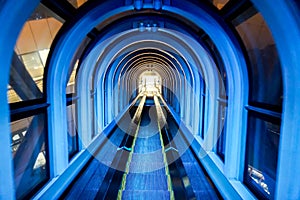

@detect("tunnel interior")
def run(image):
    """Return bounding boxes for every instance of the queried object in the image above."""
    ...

[1,0,300,200]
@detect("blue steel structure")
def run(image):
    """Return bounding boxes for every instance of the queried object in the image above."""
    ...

[0,0,300,199]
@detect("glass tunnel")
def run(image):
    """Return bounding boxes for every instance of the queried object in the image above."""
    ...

[0,0,300,199]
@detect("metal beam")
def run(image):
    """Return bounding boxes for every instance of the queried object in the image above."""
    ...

[13,114,47,199]
[87,28,100,40]
[41,0,76,21]
[9,51,42,101]
[220,0,255,23]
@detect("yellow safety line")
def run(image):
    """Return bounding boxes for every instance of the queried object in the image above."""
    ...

[117,95,147,200]
[154,95,175,200]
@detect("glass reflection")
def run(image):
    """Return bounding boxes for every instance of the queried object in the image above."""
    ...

[8,3,63,103]
[235,12,283,109]
[216,103,227,161]
[11,113,49,199]
[245,114,280,199]
[66,37,91,94]
[67,104,78,159]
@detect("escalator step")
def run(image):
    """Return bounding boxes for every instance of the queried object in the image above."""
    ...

[122,190,170,200]
[131,153,164,162]
[129,161,165,173]
[125,174,168,190]
[128,162,166,173]
[135,136,161,153]
[134,139,162,153]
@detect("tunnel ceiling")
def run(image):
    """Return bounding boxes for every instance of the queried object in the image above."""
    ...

[45,1,232,140]
[79,28,216,96]
[46,0,228,96]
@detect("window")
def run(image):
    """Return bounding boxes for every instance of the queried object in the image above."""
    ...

[233,8,282,199]
[244,113,280,199]
[8,52,43,103]
[203,36,228,161]
[20,52,44,82]
[11,113,49,199]
[67,60,78,94]
[8,3,64,198]
[91,93,96,138]
[8,3,63,103]
[200,78,206,140]
[67,104,79,160]
[216,103,227,161]
[235,12,283,110]
[66,36,91,95]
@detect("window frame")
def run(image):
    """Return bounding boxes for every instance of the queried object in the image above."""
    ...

[10,103,51,199]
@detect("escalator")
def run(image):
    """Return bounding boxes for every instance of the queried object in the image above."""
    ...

[61,95,220,200]
[119,105,172,199]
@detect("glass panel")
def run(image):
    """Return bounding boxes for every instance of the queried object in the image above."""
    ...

[235,12,283,109]
[204,37,227,98]
[66,60,78,94]
[91,94,96,138]
[244,114,280,199]
[39,49,50,66]
[9,3,64,103]
[11,113,49,199]
[212,0,230,10]
[21,52,44,80]
[216,102,227,161]
[200,80,206,139]
[67,0,88,8]
[67,104,78,160]
[8,86,22,103]
[66,37,91,94]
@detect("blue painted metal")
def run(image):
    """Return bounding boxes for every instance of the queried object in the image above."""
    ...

[34,113,121,199]
[134,0,143,10]
[164,1,249,184]
[250,1,300,199]
[0,0,40,199]
[2,0,299,199]
[45,1,135,179]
